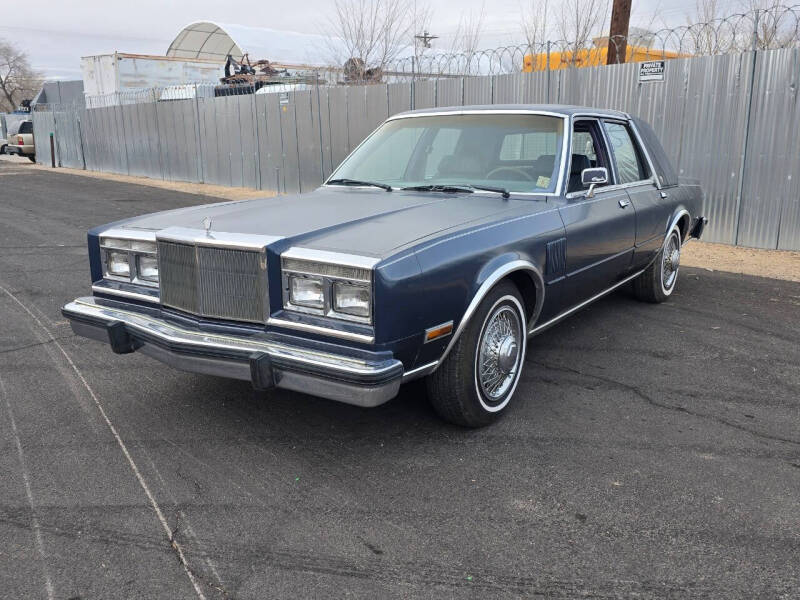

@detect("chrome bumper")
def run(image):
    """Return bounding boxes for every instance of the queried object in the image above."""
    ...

[62,297,403,407]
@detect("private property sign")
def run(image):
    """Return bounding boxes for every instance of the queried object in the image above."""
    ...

[639,60,665,82]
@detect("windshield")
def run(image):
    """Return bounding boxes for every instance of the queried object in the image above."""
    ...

[329,114,564,194]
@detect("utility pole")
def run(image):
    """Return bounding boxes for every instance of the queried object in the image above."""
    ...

[414,31,438,49]
[607,0,632,65]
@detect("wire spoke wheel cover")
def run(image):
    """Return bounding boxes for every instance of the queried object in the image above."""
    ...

[475,297,525,411]
[661,231,681,293]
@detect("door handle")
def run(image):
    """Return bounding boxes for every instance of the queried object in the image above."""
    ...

[660,191,669,199]
[618,198,631,208]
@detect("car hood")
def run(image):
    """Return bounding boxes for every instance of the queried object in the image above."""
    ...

[120,187,554,257]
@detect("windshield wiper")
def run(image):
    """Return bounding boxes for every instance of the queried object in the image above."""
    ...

[462,184,511,198]
[402,183,510,199]
[327,178,392,191]
[402,184,474,194]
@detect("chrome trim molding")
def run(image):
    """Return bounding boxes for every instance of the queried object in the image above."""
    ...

[156,227,282,250]
[401,361,439,382]
[668,209,691,239]
[92,283,159,304]
[281,247,381,270]
[98,227,157,242]
[529,268,646,336]
[267,317,375,344]
[435,259,545,369]
[387,109,574,120]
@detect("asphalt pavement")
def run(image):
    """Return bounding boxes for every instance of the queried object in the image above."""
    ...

[1,161,798,599]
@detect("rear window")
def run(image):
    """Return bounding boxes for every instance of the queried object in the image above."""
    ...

[18,121,33,134]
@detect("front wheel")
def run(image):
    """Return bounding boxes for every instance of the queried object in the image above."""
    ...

[28,155,36,163]
[426,281,527,427]
[633,226,682,303]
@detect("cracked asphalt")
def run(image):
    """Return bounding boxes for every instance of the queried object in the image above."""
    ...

[1,161,798,599]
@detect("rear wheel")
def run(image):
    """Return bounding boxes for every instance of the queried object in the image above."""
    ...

[633,226,682,303]
[426,281,527,427]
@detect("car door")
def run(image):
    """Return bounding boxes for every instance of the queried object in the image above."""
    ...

[558,118,637,303]
[602,119,667,271]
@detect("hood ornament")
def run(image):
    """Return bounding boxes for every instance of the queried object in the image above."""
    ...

[203,216,213,236]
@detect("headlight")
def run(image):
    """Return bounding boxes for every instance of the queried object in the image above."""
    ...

[281,253,374,323]
[289,275,324,308]
[137,255,159,282]
[106,251,131,277]
[332,282,370,317]
[100,233,158,286]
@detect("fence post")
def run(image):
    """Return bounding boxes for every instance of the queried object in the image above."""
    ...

[152,88,166,180]
[118,102,131,175]
[546,41,552,103]
[734,9,761,246]
[194,83,206,184]
[76,114,86,170]
[49,133,55,168]
[315,72,325,183]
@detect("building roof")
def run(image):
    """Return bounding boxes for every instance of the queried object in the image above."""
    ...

[166,21,361,68]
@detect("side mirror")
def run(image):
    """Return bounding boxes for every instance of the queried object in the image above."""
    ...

[581,167,608,198]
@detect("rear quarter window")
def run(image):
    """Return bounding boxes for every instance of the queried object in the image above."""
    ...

[18,121,33,134]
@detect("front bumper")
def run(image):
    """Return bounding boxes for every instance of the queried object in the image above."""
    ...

[62,297,404,407]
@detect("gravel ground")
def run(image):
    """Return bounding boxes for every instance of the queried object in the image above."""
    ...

[1,162,798,599]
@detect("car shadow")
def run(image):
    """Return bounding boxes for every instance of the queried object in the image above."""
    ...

[172,287,649,446]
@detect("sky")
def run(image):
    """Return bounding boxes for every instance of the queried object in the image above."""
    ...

[1,0,743,80]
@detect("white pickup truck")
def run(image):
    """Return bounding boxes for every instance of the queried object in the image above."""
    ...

[4,120,35,162]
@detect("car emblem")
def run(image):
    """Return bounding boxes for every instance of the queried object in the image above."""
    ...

[203,216,213,236]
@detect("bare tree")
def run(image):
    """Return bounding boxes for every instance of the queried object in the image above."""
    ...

[0,39,42,112]
[683,0,728,54]
[555,0,611,67]
[520,0,551,71]
[446,2,486,75]
[321,0,421,82]
[739,0,800,49]
[521,0,550,50]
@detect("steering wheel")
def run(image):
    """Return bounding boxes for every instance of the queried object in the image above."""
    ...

[485,166,534,181]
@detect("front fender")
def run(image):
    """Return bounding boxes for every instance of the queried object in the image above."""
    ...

[439,257,544,365]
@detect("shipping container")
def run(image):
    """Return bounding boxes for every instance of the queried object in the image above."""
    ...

[81,52,223,102]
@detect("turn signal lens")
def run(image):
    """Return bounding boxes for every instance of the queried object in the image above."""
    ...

[425,322,454,343]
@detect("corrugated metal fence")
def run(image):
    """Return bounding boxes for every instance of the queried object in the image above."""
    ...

[33,47,800,250]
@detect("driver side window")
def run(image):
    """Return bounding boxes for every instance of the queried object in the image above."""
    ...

[568,120,612,193]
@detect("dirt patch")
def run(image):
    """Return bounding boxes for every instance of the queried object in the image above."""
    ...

[683,240,800,283]
[1,155,272,201]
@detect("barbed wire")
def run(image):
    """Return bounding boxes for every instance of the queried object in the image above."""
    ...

[385,3,800,80]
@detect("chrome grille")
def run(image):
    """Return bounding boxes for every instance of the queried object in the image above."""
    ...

[157,240,267,323]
